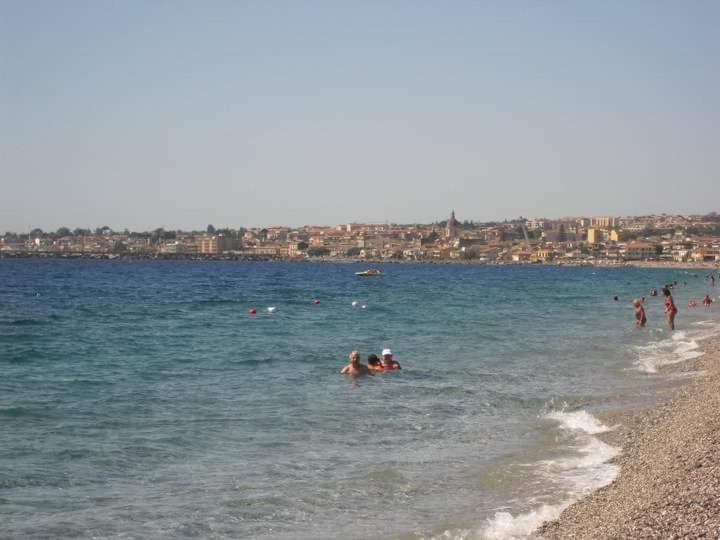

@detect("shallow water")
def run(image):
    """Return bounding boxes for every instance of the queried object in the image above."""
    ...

[1,260,718,539]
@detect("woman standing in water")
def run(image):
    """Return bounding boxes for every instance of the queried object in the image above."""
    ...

[633,299,647,327]
[663,286,678,330]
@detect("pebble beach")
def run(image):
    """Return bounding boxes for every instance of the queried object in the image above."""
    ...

[538,336,720,539]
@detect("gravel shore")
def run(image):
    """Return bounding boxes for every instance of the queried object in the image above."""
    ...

[537,337,720,539]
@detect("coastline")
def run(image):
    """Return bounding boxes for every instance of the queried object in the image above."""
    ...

[0,251,717,271]
[537,334,720,539]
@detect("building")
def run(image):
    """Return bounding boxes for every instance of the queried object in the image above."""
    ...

[624,241,656,260]
[199,234,237,255]
[591,216,616,228]
[587,228,604,244]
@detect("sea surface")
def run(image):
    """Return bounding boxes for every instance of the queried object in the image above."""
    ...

[1,260,719,539]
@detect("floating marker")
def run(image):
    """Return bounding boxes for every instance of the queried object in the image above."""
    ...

[361,305,367,309]
[351,301,359,307]
[267,307,277,313]
[313,298,321,304]
[248,308,257,315]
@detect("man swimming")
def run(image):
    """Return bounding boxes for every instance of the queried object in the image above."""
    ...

[340,350,373,376]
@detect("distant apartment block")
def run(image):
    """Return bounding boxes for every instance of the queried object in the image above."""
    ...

[591,216,616,228]
[199,234,238,255]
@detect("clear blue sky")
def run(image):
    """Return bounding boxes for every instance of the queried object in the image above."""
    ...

[2,1,718,231]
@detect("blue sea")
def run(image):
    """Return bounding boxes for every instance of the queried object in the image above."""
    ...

[2,260,719,539]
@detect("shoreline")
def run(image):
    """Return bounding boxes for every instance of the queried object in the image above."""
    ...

[1,252,717,271]
[537,333,720,539]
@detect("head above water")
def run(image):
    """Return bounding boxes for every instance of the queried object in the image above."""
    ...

[633,299,641,307]
[367,354,380,366]
[662,287,671,297]
[382,348,392,357]
[349,350,360,363]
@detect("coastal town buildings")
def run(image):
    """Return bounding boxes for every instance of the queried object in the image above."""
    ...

[3,212,720,265]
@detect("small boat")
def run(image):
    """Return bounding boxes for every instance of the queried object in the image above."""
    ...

[355,269,383,277]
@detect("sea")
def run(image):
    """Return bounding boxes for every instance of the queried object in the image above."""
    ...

[1,259,719,540]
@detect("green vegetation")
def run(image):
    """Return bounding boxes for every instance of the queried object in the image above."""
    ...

[307,247,330,257]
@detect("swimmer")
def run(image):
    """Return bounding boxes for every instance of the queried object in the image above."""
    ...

[367,353,381,369]
[380,348,401,370]
[650,288,658,297]
[663,287,678,331]
[340,350,373,376]
[688,298,697,308]
[633,299,647,327]
[703,294,713,310]
[613,295,619,301]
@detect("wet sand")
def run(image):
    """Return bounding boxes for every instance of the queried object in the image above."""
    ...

[537,337,720,539]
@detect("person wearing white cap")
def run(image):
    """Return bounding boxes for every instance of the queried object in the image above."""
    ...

[380,348,401,370]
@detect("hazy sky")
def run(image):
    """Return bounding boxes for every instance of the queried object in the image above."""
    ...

[2,1,719,231]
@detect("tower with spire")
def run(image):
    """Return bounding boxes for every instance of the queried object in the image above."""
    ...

[446,210,458,239]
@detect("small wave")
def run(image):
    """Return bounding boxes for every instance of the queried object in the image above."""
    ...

[544,409,615,435]
[4,318,53,326]
[634,332,706,373]
[477,411,619,538]
[424,410,619,540]
[479,503,565,540]
[0,406,53,419]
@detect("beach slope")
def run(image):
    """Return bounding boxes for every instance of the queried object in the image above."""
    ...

[539,339,720,539]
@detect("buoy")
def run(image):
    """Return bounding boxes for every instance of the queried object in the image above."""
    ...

[248,308,257,315]
[313,298,320,304]
[267,307,276,313]
[361,305,367,309]
[351,301,359,307]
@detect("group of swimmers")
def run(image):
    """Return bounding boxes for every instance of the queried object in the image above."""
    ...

[632,276,716,331]
[632,284,679,330]
[687,295,713,309]
[341,348,401,376]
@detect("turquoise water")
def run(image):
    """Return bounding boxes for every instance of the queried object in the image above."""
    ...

[1,260,718,539]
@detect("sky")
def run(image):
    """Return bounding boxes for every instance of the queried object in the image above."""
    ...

[2,1,719,231]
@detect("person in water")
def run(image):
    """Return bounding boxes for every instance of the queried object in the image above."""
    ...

[688,298,697,308]
[703,294,713,310]
[367,353,382,369]
[340,350,372,376]
[633,299,647,327]
[380,348,401,370]
[663,286,678,330]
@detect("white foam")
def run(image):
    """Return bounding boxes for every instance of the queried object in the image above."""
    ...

[544,410,614,435]
[538,411,619,494]
[421,410,619,540]
[634,331,706,373]
[479,504,566,540]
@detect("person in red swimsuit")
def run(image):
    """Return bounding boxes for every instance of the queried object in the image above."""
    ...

[703,294,713,310]
[663,287,677,330]
[380,348,401,370]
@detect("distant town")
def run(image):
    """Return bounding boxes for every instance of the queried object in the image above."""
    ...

[2,212,720,264]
